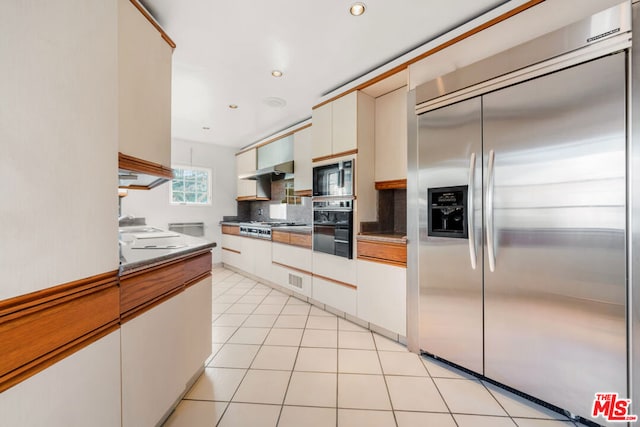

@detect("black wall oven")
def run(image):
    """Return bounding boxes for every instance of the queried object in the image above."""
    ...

[312,160,353,197]
[313,199,353,259]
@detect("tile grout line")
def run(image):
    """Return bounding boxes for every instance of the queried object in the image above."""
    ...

[373,329,400,427]
[419,355,461,427]
[213,276,285,427]
[275,293,311,427]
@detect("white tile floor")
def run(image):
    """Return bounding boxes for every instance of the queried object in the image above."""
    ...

[163,267,587,427]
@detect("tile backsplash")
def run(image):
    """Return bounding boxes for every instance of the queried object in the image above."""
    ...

[237,179,312,224]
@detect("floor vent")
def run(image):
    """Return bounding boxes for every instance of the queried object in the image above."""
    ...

[288,274,303,289]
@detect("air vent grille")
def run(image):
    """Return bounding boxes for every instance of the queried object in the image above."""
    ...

[288,274,303,289]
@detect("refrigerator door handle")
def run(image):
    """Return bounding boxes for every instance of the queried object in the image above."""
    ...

[486,149,496,272]
[467,152,477,270]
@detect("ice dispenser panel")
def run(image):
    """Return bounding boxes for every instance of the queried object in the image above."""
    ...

[428,186,468,238]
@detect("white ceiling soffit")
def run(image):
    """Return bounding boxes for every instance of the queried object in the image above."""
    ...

[139,0,511,148]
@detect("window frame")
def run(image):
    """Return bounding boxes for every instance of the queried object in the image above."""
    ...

[169,165,212,206]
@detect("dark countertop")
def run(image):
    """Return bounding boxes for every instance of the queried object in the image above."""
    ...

[119,226,216,275]
[357,232,407,244]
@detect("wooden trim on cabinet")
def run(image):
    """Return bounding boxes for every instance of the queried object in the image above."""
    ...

[222,225,240,235]
[118,152,173,179]
[312,273,357,290]
[294,189,312,197]
[312,149,358,163]
[222,247,241,255]
[184,252,213,284]
[0,271,120,393]
[312,0,544,110]
[129,0,176,49]
[272,230,290,245]
[272,261,312,277]
[235,123,313,155]
[357,240,407,267]
[185,272,212,289]
[289,233,312,249]
[119,250,212,320]
[375,179,407,190]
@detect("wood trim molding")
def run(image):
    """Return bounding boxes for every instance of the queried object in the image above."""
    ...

[120,251,212,321]
[222,225,240,235]
[118,152,173,179]
[272,230,290,245]
[272,231,312,249]
[312,0,545,110]
[312,149,358,163]
[312,273,357,290]
[236,123,313,156]
[222,247,241,255]
[272,261,312,277]
[0,271,119,393]
[185,272,212,289]
[289,233,312,249]
[129,0,177,49]
[294,189,312,197]
[375,179,407,190]
[357,240,407,267]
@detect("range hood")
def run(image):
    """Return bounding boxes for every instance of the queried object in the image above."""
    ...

[238,160,294,180]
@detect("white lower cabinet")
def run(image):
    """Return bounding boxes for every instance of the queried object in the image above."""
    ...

[221,234,243,271]
[312,251,357,285]
[272,242,312,296]
[222,235,272,280]
[356,260,406,336]
[312,275,357,316]
[0,332,122,427]
[311,252,358,315]
[121,277,212,427]
[179,276,213,385]
[252,239,273,282]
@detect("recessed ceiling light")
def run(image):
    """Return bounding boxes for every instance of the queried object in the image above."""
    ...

[350,2,366,16]
[229,104,238,109]
[264,97,287,108]
[271,70,283,77]
[202,126,210,130]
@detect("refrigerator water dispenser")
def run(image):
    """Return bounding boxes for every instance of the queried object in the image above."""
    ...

[428,185,468,238]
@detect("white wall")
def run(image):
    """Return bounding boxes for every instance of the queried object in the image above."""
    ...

[121,138,237,264]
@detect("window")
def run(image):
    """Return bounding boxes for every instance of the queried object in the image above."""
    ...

[170,166,212,205]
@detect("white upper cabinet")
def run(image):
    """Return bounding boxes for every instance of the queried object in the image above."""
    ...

[312,91,373,161]
[311,102,333,159]
[118,0,173,168]
[375,86,408,182]
[236,148,257,199]
[332,92,358,155]
[293,126,313,193]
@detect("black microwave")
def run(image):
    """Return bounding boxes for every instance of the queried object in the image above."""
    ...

[312,160,354,197]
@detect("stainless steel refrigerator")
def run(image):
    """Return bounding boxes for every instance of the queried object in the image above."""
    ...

[417,51,628,422]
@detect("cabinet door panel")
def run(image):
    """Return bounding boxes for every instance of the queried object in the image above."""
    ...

[332,92,358,155]
[312,103,332,159]
[118,0,171,167]
[357,260,406,335]
[294,127,313,192]
[375,87,407,182]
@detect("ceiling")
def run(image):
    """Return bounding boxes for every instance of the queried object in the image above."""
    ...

[140,0,507,149]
